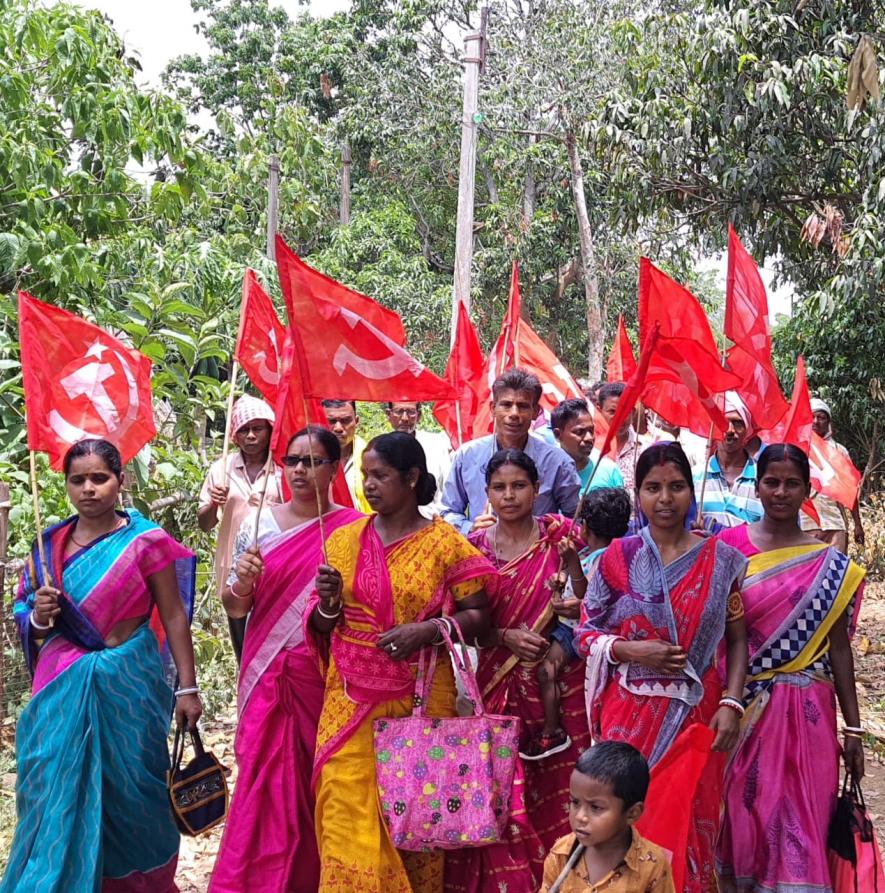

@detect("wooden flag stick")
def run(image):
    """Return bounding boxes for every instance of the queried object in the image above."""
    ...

[252,451,274,547]
[29,450,54,618]
[302,397,329,564]
[548,843,585,893]
[220,359,240,490]
[631,401,643,476]
[696,421,716,524]
[454,400,463,449]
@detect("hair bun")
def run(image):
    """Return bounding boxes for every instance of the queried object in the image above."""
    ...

[416,470,437,506]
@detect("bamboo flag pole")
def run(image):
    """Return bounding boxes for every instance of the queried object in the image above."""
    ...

[697,346,729,525]
[252,451,274,547]
[29,450,54,625]
[222,273,253,489]
[302,397,329,563]
[696,421,716,524]
[631,400,643,477]
[454,401,463,450]
[548,843,586,893]
[219,360,240,490]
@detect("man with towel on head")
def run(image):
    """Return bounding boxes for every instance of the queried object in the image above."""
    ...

[799,397,866,551]
[198,394,284,661]
[692,391,763,528]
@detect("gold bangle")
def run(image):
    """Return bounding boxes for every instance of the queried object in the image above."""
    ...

[843,730,864,739]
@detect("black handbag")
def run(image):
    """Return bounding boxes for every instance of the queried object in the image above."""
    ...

[167,724,229,836]
[826,771,883,893]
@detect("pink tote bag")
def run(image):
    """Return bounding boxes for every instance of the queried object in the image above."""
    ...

[372,619,519,851]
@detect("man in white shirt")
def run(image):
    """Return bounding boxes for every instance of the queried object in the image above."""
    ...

[384,401,451,519]
[198,394,284,661]
[800,397,865,550]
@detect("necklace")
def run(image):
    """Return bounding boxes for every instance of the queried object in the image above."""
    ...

[490,519,537,568]
[71,516,124,548]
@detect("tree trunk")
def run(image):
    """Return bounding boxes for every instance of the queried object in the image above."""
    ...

[522,132,537,227]
[566,130,603,379]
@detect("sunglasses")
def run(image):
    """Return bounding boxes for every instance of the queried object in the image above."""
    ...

[282,455,336,468]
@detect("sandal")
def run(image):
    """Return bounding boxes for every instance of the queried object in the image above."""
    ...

[519,729,572,761]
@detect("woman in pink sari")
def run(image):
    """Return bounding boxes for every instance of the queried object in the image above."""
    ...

[716,444,866,892]
[209,426,363,893]
[446,449,594,893]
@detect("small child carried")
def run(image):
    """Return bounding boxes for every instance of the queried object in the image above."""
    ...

[539,741,675,893]
[519,488,631,761]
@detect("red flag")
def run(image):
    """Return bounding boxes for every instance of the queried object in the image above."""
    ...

[434,300,486,449]
[597,326,661,461]
[809,432,862,510]
[754,357,819,524]
[276,235,455,403]
[759,356,813,449]
[267,336,354,508]
[725,226,789,430]
[606,315,637,382]
[275,234,405,345]
[236,269,287,406]
[19,291,156,469]
[638,258,741,438]
[471,262,584,436]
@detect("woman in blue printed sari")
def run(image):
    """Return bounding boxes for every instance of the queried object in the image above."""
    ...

[1,439,201,893]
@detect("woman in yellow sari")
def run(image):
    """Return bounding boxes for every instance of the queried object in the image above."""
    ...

[308,432,495,893]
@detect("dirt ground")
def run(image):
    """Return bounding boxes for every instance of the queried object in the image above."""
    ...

[170,582,885,891]
[3,583,885,891]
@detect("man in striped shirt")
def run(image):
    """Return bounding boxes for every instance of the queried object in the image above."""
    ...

[692,395,763,528]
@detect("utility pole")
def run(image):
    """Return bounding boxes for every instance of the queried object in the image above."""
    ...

[450,8,488,345]
[340,141,352,225]
[266,155,280,260]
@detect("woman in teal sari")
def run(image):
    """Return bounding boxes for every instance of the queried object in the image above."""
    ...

[1,439,201,893]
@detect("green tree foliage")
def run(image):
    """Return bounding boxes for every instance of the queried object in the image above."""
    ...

[593,0,884,462]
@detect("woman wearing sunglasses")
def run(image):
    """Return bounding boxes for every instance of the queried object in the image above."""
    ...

[209,426,363,893]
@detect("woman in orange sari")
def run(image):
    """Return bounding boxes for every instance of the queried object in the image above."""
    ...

[308,432,495,893]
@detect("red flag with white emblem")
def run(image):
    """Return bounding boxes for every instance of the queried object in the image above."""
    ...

[19,291,156,469]
[236,269,287,406]
[275,235,406,345]
[276,235,455,403]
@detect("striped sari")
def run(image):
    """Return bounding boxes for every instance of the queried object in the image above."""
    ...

[577,530,746,892]
[715,526,866,892]
[307,517,495,893]
[446,515,590,893]
[209,506,362,893]
[1,510,195,893]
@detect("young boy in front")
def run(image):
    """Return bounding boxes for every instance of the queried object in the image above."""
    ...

[540,741,675,892]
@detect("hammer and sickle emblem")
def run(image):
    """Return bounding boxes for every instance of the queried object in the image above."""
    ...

[332,308,426,380]
[48,340,139,444]
[255,328,282,386]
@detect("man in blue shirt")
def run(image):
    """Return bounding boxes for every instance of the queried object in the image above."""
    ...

[440,368,581,534]
[550,397,624,492]
[692,395,762,527]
